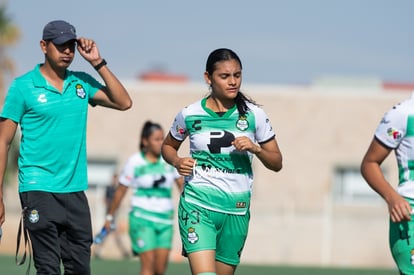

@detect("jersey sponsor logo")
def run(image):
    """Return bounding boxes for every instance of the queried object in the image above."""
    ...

[187,227,199,244]
[37,94,47,103]
[380,117,390,124]
[153,175,166,188]
[194,164,241,179]
[208,130,234,153]
[75,84,86,99]
[192,119,202,131]
[206,155,232,161]
[410,249,414,265]
[236,116,249,131]
[28,209,39,223]
[387,127,402,140]
[175,124,186,135]
[236,201,246,208]
[266,118,273,131]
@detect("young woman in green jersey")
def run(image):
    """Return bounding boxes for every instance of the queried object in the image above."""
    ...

[102,121,183,275]
[162,48,283,275]
[361,95,414,275]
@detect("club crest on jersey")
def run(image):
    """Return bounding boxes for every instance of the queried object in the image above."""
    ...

[387,127,402,141]
[75,84,86,99]
[28,209,39,223]
[236,116,249,131]
[187,227,199,244]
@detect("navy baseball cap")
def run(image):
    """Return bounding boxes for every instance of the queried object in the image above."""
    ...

[42,20,76,45]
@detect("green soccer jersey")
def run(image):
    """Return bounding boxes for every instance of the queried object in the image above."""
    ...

[375,93,414,199]
[169,98,275,215]
[119,152,180,224]
[0,64,102,193]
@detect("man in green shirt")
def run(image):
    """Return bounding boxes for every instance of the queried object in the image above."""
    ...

[0,20,132,274]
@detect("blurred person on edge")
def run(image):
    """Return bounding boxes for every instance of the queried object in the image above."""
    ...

[361,94,414,275]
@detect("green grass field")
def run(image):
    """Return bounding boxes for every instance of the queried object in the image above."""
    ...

[0,254,398,275]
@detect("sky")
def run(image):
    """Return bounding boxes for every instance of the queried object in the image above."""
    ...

[3,0,414,85]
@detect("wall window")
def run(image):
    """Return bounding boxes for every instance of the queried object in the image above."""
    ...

[333,166,381,204]
[87,158,117,187]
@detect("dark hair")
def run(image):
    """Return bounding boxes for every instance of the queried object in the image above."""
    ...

[205,48,256,116]
[139,120,163,151]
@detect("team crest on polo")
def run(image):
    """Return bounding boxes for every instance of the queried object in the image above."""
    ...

[187,227,199,244]
[75,84,86,99]
[236,116,249,131]
[28,210,39,223]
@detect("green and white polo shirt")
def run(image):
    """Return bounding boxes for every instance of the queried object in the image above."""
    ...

[0,64,102,193]
[169,97,275,215]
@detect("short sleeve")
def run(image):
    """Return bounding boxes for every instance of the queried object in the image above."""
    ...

[1,80,25,123]
[169,109,188,141]
[374,106,407,149]
[118,155,137,187]
[254,106,276,144]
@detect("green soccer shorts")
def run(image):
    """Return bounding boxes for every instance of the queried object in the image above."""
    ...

[178,196,250,266]
[129,208,173,255]
[389,198,414,274]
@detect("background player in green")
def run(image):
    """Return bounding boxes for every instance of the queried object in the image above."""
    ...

[162,48,283,275]
[102,121,183,275]
[0,20,132,274]
[361,94,414,275]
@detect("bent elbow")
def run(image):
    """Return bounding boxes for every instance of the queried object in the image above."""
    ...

[266,159,282,172]
[273,156,283,172]
[275,163,282,172]
[273,162,282,172]
[119,99,133,111]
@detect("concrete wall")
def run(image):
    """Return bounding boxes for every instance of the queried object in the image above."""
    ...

[1,80,410,269]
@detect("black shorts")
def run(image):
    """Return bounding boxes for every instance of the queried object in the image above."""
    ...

[20,191,93,275]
